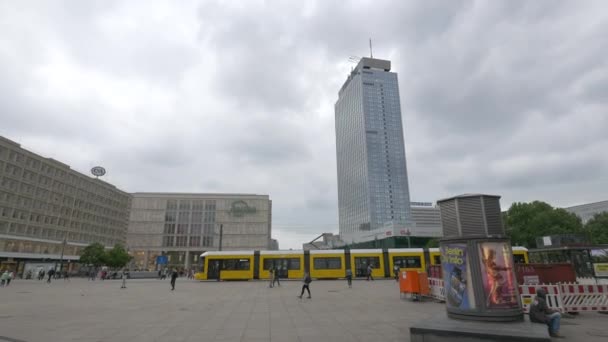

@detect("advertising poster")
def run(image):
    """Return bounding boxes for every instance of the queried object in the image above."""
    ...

[479,242,519,309]
[442,244,471,310]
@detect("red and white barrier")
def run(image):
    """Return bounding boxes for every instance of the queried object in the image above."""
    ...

[428,277,445,302]
[559,284,608,312]
[519,285,562,313]
[429,280,608,313]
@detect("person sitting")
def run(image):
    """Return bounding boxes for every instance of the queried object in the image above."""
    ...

[529,288,563,338]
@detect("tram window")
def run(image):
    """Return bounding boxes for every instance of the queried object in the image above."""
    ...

[393,256,421,268]
[433,255,441,264]
[288,258,300,270]
[313,257,341,269]
[263,258,301,270]
[200,257,205,272]
[513,254,526,264]
[354,257,380,269]
[221,259,250,270]
[263,259,274,270]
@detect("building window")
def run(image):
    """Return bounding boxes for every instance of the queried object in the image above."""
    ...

[190,224,201,235]
[179,200,191,210]
[176,236,187,247]
[189,236,200,247]
[163,236,174,247]
[177,224,188,234]
[178,211,190,223]
[165,212,176,222]
[166,200,177,210]
[164,224,175,234]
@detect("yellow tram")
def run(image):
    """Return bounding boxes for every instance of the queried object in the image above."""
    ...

[193,246,528,281]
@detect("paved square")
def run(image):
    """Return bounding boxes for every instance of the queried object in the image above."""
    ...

[0,278,606,342]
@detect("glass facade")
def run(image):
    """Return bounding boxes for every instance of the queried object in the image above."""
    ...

[127,193,272,271]
[335,58,412,243]
[162,199,215,248]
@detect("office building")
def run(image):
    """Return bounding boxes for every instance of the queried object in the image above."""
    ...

[127,193,272,270]
[335,57,412,244]
[565,200,608,224]
[410,202,442,238]
[0,136,131,273]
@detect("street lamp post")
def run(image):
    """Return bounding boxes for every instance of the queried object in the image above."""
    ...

[59,238,67,274]
[405,230,411,248]
[218,224,223,251]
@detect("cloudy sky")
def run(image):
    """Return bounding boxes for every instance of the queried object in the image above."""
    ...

[1,1,607,249]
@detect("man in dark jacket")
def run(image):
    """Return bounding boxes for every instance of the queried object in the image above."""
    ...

[529,288,563,338]
[170,269,178,291]
[297,272,312,299]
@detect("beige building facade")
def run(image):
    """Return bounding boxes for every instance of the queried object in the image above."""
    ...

[127,193,272,270]
[0,136,131,273]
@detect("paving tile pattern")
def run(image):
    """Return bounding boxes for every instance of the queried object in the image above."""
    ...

[0,278,606,342]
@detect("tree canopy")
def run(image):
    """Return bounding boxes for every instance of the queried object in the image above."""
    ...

[104,244,131,269]
[585,212,608,245]
[425,238,440,248]
[504,201,583,248]
[79,242,106,267]
[79,243,132,268]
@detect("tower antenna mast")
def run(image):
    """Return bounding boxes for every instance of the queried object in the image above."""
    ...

[369,38,373,58]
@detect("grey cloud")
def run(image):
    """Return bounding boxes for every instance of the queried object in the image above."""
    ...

[1,0,607,248]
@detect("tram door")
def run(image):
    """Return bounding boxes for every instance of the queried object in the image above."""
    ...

[268,259,289,278]
[208,260,221,280]
[354,257,378,277]
[277,259,289,278]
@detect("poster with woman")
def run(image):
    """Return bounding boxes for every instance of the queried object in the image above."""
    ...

[479,242,519,308]
[441,243,472,310]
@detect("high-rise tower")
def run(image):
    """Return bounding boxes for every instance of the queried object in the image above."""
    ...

[335,57,412,244]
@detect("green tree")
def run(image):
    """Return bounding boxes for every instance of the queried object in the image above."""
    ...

[104,244,132,269]
[79,242,106,267]
[425,238,440,248]
[504,201,583,248]
[585,212,608,244]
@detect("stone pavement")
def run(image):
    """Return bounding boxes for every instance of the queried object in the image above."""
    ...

[0,278,606,342]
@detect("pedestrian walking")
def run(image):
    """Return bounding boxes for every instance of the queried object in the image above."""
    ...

[366,264,374,281]
[297,272,312,299]
[47,269,55,283]
[273,266,281,287]
[63,270,70,282]
[170,268,178,291]
[6,271,14,286]
[39,270,45,281]
[268,267,274,288]
[0,270,9,287]
[121,268,128,289]
[346,268,353,288]
[393,264,400,282]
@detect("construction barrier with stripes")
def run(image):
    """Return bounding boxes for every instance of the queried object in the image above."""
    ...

[428,277,445,301]
[427,279,608,313]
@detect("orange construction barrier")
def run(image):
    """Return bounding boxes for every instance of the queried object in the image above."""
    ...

[400,271,430,300]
